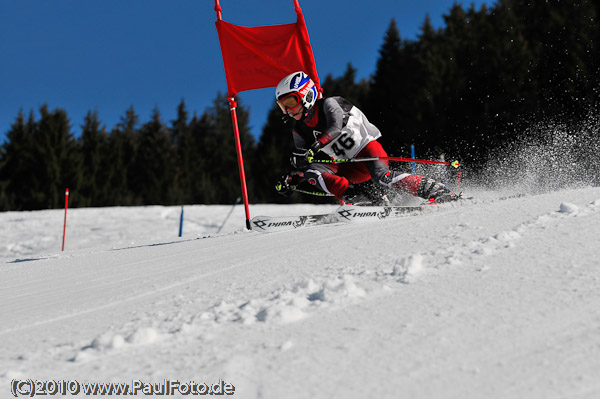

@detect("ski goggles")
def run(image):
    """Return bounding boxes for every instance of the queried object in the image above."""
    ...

[276,93,302,113]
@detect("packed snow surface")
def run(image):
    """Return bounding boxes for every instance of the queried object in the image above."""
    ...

[2,186,600,398]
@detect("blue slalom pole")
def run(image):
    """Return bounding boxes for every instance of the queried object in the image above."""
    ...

[410,144,416,175]
[178,206,184,237]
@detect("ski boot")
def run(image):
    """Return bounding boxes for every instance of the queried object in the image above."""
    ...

[342,183,391,206]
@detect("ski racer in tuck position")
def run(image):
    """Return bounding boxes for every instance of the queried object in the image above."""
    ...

[274,71,459,205]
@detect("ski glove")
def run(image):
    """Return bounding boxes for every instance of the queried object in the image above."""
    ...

[418,178,460,203]
[290,142,321,169]
[275,173,302,196]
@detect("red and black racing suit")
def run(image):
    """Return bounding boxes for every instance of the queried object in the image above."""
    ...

[290,96,423,201]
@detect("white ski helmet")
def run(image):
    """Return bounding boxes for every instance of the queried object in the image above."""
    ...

[275,71,318,114]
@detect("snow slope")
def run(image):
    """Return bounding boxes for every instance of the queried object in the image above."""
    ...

[1,187,600,398]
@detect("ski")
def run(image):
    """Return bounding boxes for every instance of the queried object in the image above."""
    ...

[250,205,422,233]
[336,204,423,222]
[250,212,339,233]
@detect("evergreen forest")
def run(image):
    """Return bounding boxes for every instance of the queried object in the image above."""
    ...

[2,0,599,211]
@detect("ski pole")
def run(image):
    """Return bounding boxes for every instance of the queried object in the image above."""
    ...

[217,197,241,234]
[291,188,335,197]
[310,156,461,168]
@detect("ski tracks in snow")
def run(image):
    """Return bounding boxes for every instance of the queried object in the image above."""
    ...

[192,195,600,336]
[3,192,600,397]
[425,198,600,272]
[64,198,600,364]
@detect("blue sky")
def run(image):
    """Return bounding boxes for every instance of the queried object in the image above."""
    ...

[0,0,489,144]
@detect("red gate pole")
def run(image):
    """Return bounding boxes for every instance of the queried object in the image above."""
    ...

[228,97,252,230]
[62,188,69,251]
[215,0,252,230]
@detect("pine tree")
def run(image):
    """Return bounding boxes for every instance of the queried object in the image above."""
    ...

[0,111,36,210]
[413,15,444,139]
[129,108,175,205]
[252,103,295,203]
[185,93,255,204]
[471,1,538,156]
[37,106,82,208]
[169,99,192,204]
[510,0,598,120]
[366,19,406,152]
[79,110,109,206]
[321,63,369,109]
[0,142,6,209]
[108,106,138,205]
[2,106,82,210]
[206,94,255,204]
[187,111,214,203]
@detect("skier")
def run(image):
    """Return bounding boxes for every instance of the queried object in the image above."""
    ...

[274,71,459,205]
